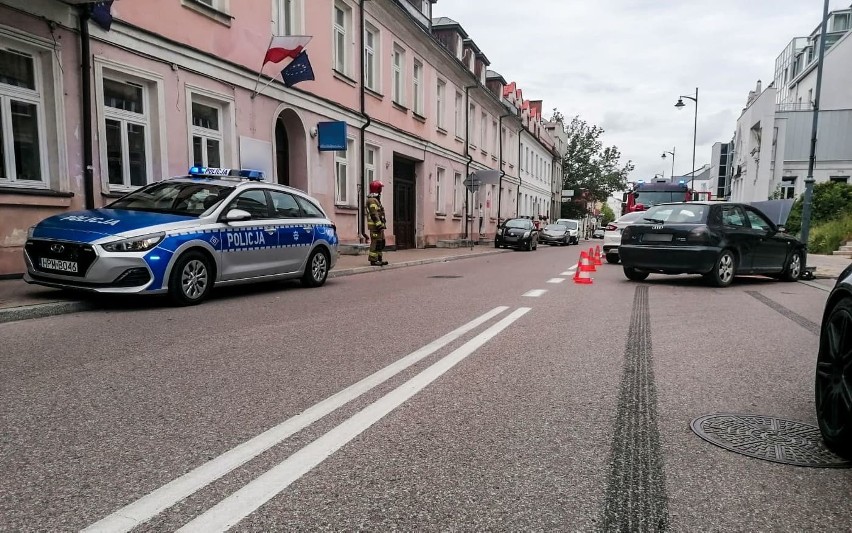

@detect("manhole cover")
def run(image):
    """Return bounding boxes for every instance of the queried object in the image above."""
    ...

[428,275,462,279]
[691,413,852,468]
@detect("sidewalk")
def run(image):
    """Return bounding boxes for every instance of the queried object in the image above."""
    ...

[0,244,508,322]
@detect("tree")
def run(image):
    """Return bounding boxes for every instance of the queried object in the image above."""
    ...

[552,111,634,206]
[601,203,615,225]
[785,181,852,235]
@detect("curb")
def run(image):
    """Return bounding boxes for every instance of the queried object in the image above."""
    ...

[329,248,508,279]
[0,249,509,323]
[0,301,94,324]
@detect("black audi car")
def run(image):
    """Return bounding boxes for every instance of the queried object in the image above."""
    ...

[495,218,539,251]
[619,202,805,286]
[815,262,852,458]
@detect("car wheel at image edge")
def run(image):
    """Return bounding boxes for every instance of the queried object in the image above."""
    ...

[623,266,649,281]
[301,248,330,288]
[815,295,852,458]
[606,253,619,264]
[168,250,213,306]
[705,249,736,287]
[782,249,803,282]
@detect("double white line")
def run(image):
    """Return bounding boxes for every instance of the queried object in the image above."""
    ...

[86,306,530,532]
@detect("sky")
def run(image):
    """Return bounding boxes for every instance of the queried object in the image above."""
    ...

[432,0,849,182]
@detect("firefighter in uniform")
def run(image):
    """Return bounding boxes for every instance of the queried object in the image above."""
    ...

[366,180,388,266]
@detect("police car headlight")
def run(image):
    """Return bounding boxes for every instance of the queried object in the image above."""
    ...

[102,232,165,252]
[27,226,36,239]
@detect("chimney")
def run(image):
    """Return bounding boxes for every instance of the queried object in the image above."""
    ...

[756,79,762,93]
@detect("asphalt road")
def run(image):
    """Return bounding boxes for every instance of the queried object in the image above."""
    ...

[1,244,849,532]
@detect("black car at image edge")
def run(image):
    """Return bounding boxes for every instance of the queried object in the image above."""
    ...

[494,218,539,251]
[815,262,852,458]
[618,202,806,287]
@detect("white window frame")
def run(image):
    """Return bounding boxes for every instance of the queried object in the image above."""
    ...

[413,59,424,116]
[335,137,357,206]
[333,1,352,76]
[186,86,236,170]
[455,91,463,138]
[100,77,153,190]
[364,22,379,92]
[365,143,379,185]
[392,45,405,106]
[492,119,498,156]
[468,103,476,147]
[453,171,463,215]
[480,112,487,150]
[436,79,446,130]
[781,177,796,199]
[273,0,303,36]
[436,166,445,214]
[0,42,51,188]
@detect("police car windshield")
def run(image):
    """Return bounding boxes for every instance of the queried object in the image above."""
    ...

[108,181,234,216]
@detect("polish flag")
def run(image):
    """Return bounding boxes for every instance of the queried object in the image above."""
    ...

[263,36,313,65]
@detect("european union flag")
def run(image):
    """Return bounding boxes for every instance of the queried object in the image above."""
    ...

[91,1,114,31]
[280,51,315,88]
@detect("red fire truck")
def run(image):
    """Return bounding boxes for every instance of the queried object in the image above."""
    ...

[621,180,711,215]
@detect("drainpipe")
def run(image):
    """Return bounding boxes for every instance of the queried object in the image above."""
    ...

[517,130,523,217]
[79,6,95,210]
[496,112,512,224]
[463,83,477,240]
[357,0,370,243]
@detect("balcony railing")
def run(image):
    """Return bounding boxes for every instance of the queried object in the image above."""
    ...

[777,102,814,112]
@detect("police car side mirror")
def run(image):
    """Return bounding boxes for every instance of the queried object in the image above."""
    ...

[223,208,252,223]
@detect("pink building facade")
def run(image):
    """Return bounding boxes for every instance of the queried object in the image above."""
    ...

[0,0,561,275]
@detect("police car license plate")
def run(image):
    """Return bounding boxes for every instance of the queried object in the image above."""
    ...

[40,257,78,273]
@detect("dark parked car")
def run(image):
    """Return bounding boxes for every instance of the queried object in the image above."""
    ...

[815,262,852,458]
[619,202,805,286]
[539,224,572,246]
[495,218,539,251]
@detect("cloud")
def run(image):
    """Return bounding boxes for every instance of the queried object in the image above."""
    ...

[433,0,848,182]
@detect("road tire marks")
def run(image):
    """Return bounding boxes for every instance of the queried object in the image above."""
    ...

[601,286,669,532]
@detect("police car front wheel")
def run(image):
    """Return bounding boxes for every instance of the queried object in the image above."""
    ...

[302,248,329,288]
[169,251,213,305]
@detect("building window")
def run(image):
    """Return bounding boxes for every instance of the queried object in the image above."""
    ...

[453,171,462,215]
[480,112,487,150]
[436,166,445,214]
[190,101,223,168]
[274,0,302,35]
[0,47,47,186]
[392,46,405,106]
[364,23,378,91]
[413,59,423,115]
[436,79,446,130]
[365,143,378,184]
[830,175,849,184]
[102,78,150,188]
[781,177,796,199]
[333,2,351,76]
[492,119,498,155]
[334,138,355,205]
[454,91,463,137]
[468,103,475,146]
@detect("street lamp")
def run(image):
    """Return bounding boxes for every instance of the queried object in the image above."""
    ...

[661,147,675,180]
[675,88,698,195]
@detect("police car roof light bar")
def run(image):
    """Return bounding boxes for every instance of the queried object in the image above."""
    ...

[187,167,265,181]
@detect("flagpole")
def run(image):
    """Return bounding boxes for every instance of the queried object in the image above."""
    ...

[255,74,278,98]
[251,36,274,97]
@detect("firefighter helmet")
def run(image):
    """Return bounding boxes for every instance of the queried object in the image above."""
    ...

[369,181,384,194]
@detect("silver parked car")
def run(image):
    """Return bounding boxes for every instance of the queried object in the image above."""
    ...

[24,167,339,305]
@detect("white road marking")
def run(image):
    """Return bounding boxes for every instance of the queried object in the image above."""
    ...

[523,289,547,297]
[178,307,532,532]
[546,278,565,284]
[83,306,510,533]
[561,271,576,276]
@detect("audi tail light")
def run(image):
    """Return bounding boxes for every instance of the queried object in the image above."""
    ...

[606,224,617,231]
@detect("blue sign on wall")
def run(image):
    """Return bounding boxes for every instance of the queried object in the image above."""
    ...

[317,121,347,151]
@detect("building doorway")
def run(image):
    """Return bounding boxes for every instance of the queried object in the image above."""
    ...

[393,155,417,249]
[274,108,308,191]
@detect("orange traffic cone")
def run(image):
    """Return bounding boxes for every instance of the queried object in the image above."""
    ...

[594,245,603,266]
[584,249,597,272]
[575,253,594,285]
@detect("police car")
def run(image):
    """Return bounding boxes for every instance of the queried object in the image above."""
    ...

[23,167,339,305]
